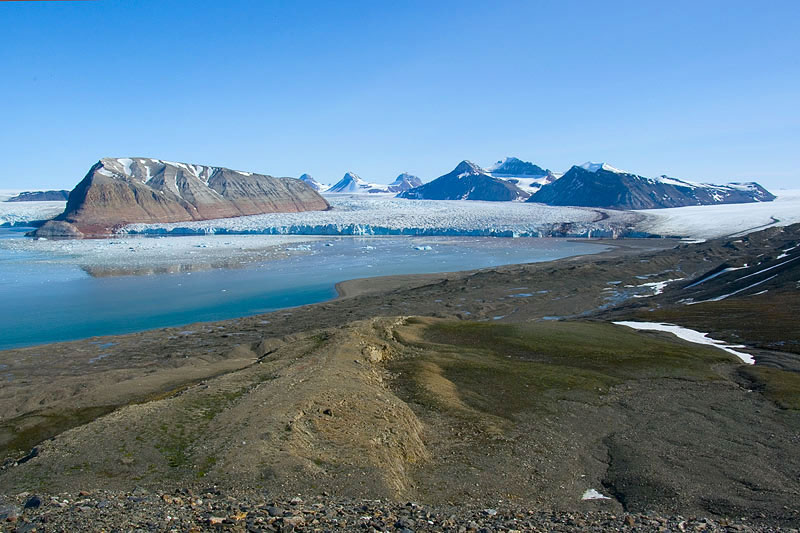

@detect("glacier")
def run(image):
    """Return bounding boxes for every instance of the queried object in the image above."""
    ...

[635,189,800,239]
[122,195,642,238]
[0,200,66,227]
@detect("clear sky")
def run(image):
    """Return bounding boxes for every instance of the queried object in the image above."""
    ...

[1,0,798,190]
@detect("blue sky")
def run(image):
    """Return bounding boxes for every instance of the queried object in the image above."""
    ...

[1,0,798,189]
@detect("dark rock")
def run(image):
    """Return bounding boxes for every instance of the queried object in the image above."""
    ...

[17,447,40,465]
[6,190,70,202]
[388,173,423,193]
[399,160,530,201]
[23,496,41,509]
[530,162,774,209]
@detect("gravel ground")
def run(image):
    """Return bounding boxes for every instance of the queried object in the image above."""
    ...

[1,489,794,532]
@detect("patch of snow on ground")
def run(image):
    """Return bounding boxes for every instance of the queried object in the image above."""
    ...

[634,189,800,239]
[686,274,778,305]
[735,256,800,282]
[684,266,748,288]
[122,195,638,238]
[0,201,65,226]
[630,278,684,297]
[777,244,799,259]
[581,489,610,500]
[613,321,755,364]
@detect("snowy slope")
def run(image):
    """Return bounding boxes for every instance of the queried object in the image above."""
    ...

[532,162,775,209]
[399,161,531,201]
[388,173,423,193]
[489,157,558,192]
[633,189,800,239]
[326,172,394,194]
[299,174,329,192]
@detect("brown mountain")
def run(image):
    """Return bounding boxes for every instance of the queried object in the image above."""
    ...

[34,157,330,237]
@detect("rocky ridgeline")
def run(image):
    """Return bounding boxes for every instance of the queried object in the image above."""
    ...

[34,158,330,238]
[0,489,789,532]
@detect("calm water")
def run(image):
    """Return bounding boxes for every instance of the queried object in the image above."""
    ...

[0,229,608,349]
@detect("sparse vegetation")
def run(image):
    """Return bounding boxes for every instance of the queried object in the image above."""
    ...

[391,320,732,423]
[741,365,800,410]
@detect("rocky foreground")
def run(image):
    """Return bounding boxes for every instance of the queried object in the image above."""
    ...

[1,489,791,532]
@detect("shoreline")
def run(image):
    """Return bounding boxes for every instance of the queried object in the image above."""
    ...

[0,238,662,353]
[0,235,623,351]
[332,237,635,299]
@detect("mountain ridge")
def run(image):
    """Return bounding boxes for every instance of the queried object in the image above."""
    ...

[34,157,329,237]
[398,160,530,201]
[530,162,775,209]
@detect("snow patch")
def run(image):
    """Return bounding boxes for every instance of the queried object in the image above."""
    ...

[687,274,778,304]
[580,162,627,174]
[630,278,684,297]
[613,321,755,364]
[581,489,610,500]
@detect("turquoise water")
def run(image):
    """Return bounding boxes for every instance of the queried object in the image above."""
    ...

[0,230,608,349]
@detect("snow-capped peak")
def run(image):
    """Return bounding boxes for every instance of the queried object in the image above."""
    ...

[579,161,627,174]
[391,172,415,185]
[453,160,486,177]
[342,171,363,183]
[298,173,328,192]
[487,157,521,172]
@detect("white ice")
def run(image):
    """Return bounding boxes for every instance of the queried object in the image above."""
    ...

[630,278,684,298]
[580,161,626,174]
[613,321,755,364]
[122,195,637,238]
[633,189,800,239]
[0,201,66,226]
[0,234,319,271]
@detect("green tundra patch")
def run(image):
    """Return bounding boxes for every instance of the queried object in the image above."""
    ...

[391,320,733,422]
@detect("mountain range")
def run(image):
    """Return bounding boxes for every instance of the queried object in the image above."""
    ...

[529,162,775,209]
[398,160,531,201]
[399,158,774,209]
[326,172,422,194]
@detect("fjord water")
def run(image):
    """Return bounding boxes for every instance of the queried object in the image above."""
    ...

[0,230,608,349]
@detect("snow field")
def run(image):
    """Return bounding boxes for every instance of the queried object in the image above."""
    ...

[634,190,800,239]
[0,201,66,226]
